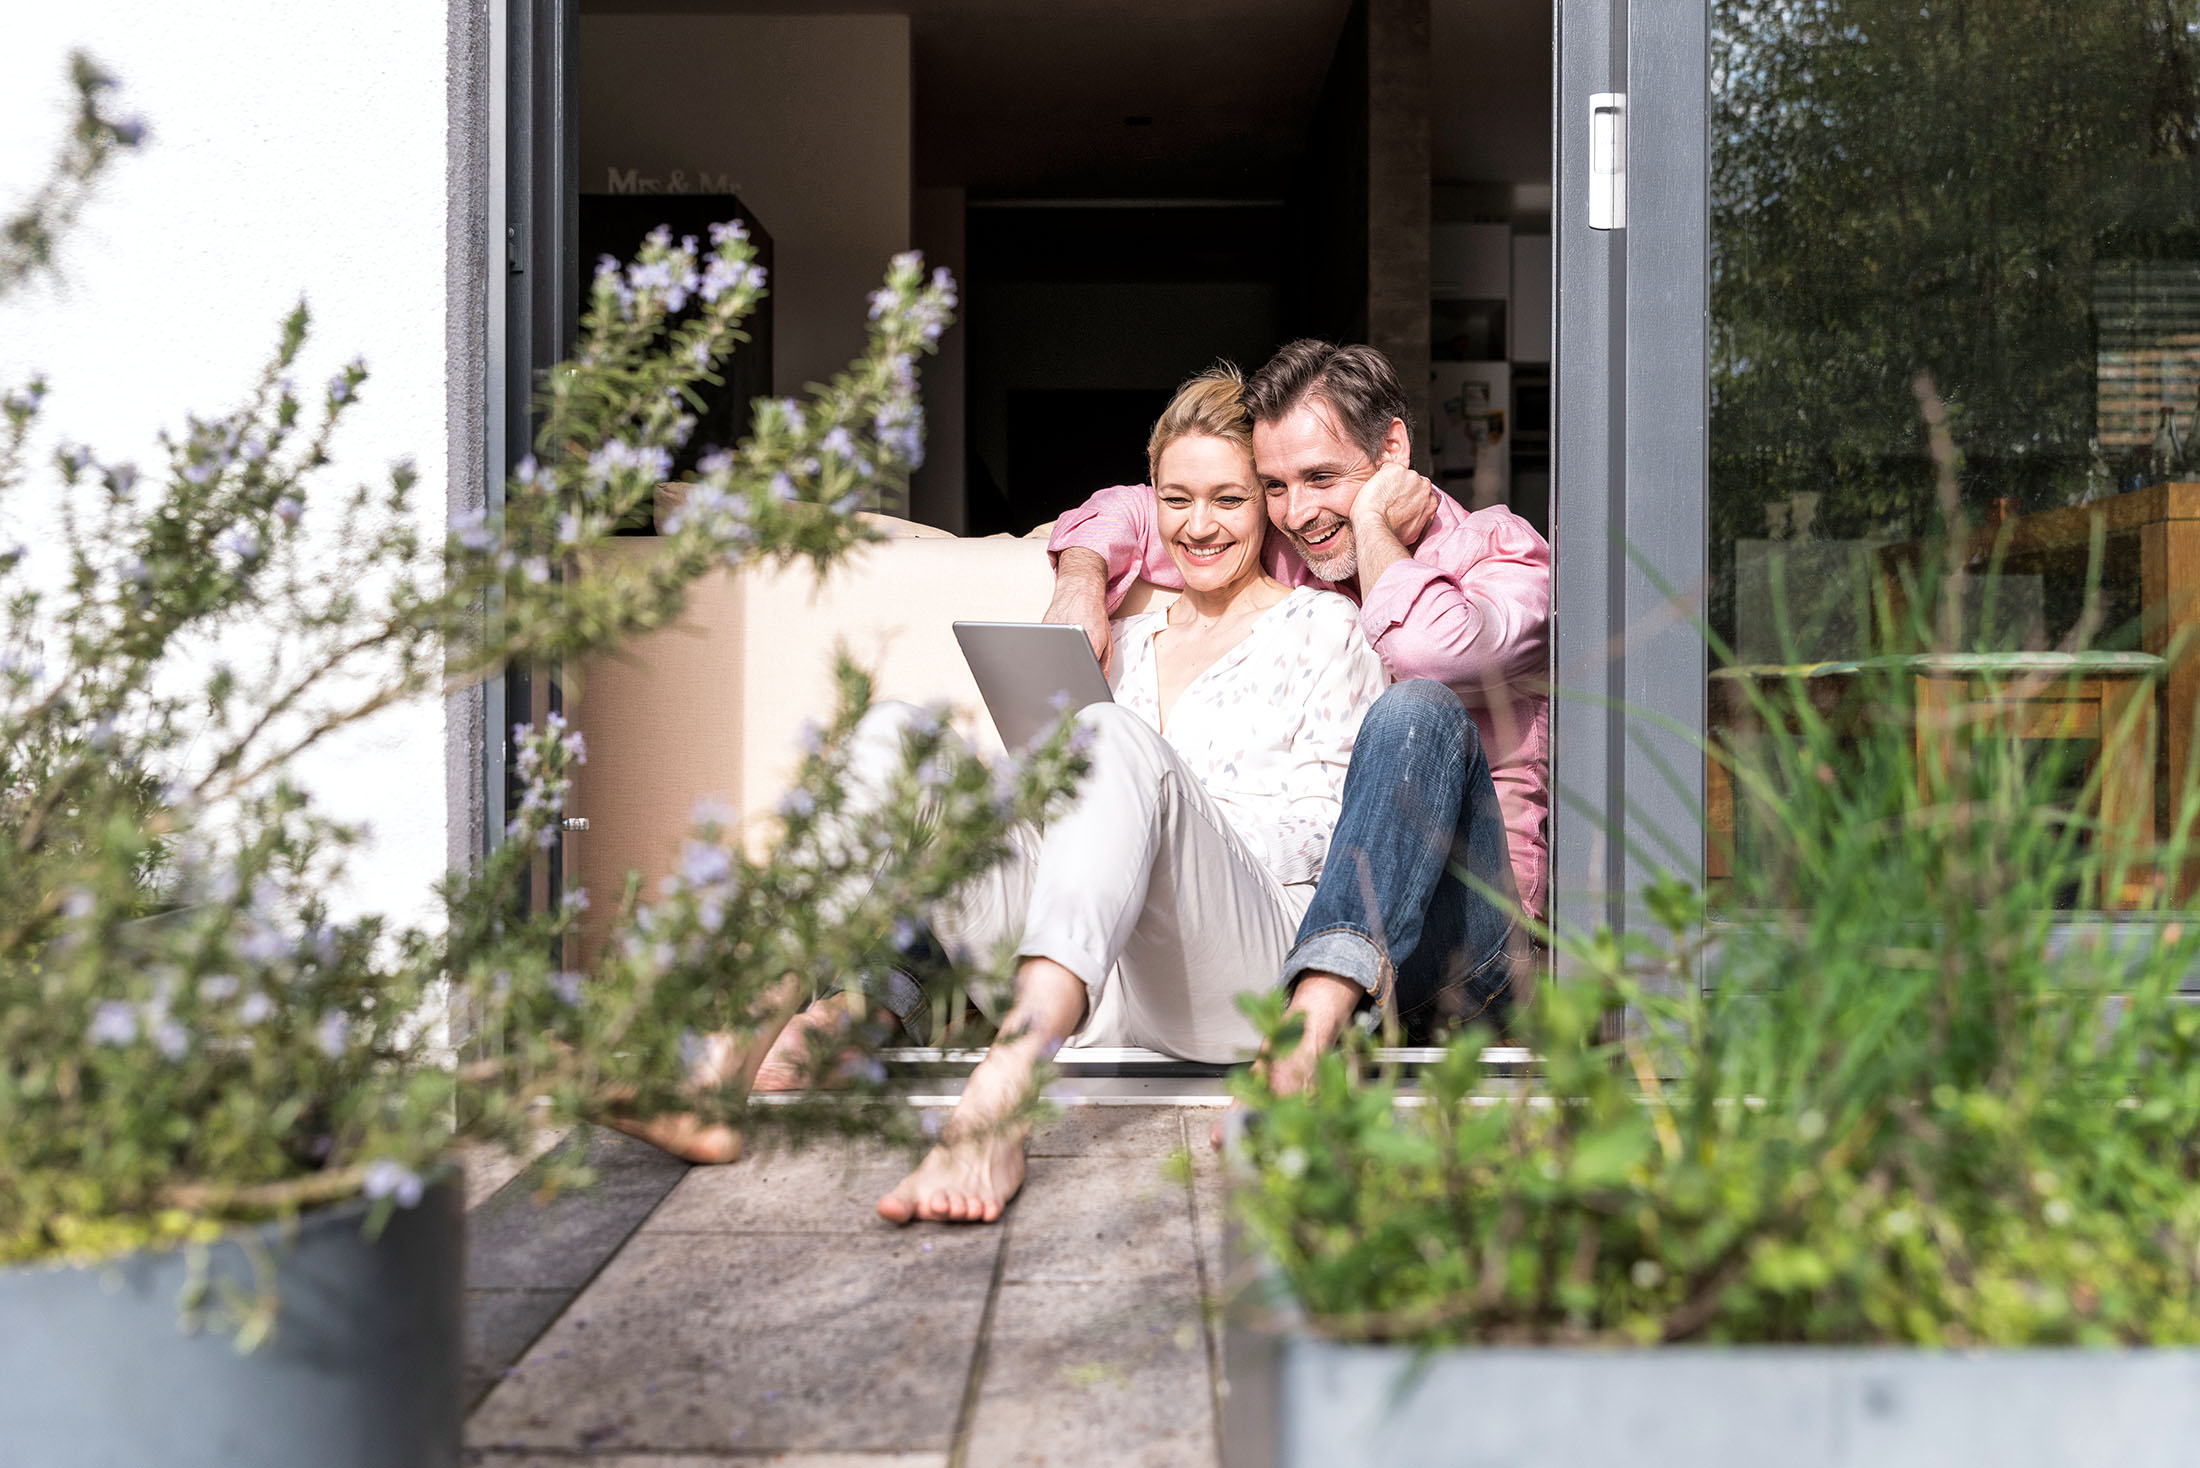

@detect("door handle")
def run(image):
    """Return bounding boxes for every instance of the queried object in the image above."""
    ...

[1589,92,1626,231]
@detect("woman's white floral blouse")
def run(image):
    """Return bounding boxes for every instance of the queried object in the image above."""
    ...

[1109,586,1389,886]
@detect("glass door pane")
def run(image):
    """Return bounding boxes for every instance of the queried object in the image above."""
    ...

[1708,0,2200,906]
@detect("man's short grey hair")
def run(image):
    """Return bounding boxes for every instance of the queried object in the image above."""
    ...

[1243,340,1413,463]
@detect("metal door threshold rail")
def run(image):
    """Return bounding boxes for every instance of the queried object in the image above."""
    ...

[868,1044,1538,1106]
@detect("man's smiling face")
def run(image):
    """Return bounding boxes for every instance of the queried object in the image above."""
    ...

[1253,398,1381,583]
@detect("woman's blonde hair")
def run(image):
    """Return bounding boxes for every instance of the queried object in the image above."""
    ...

[1146,362,1253,485]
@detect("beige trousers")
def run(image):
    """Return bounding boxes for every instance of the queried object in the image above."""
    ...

[850,701,1314,1064]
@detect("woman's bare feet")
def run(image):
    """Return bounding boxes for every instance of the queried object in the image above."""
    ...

[606,1025,774,1166]
[875,1054,1031,1223]
[609,1110,743,1164]
[877,958,1086,1225]
[752,994,862,1092]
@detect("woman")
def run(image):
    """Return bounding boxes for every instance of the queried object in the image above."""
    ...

[860,364,1388,1223]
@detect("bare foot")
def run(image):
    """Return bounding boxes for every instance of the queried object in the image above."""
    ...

[877,1050,1034,1223]
[878,958,1084,1224]
[752,998,856,1092]
[875,1124,1027,1224]
[609,1111,742,1165]
[1211,973,1361,1150]
[605,1030,762,1166]
[1210,1041,1318,1152]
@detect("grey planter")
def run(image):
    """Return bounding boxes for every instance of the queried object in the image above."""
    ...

[1224,1325,2200,1468]
[0,1180,463,1468]
[1221,1209,2200,1468]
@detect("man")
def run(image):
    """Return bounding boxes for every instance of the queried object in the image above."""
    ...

[1044,340,1549,1093]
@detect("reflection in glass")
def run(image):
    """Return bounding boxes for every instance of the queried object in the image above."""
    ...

[1708,0,2200,901]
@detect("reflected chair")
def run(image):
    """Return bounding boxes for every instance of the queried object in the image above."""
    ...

[1707,651,2162,907]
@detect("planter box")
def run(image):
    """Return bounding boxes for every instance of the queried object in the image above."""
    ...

[0,1181,463,1468]
[1221,1209,2200,1468]
[1224,1324,2200,1468]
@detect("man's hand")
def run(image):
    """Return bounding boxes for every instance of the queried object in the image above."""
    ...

[1353,463,1441,547]
[1044,547,1113,675]
[1345,465,1434,595]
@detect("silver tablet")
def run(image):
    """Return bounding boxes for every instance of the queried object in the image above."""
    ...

[952,621,1113,749]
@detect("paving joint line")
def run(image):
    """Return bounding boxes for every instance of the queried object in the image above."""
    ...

[1181,1111,1227,1462]
[945,1201,1015,1468]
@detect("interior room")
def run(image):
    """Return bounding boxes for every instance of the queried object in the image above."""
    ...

[573,0,1554,537]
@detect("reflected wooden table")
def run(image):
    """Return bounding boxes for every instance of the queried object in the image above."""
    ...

[1708,652,2162,905]
[1877,480,2200,819]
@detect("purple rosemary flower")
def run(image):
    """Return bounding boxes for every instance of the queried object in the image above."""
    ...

[680,839,732,889]
[87,1001,138,1046]
[451,506,498,553]
[151,1015,189,1061]
[363,1159,425,1208]
[217,525,262,563]
[315,1009,351,1057]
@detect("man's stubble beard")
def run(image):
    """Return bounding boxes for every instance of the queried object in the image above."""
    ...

[1295,526,1358,584]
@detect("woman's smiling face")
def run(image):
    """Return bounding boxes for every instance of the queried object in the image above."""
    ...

[1155,433,1266,593]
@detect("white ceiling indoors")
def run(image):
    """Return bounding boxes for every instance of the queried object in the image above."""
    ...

[578,0,1552,198]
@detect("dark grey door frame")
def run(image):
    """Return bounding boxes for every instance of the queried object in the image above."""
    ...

[1550,0,1710,945]
[484,0,577,864]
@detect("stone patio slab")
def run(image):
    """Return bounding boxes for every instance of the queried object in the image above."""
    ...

[467,1128,689,1291]
[643,1140,917,1235]
[466,1288,575,1408]
[962,1277,1216,1468]
[1004,1156,1199,1286]
[1027,1106,1193,1158]
[465,1455,947,1466]
[467,1229,1001,1456]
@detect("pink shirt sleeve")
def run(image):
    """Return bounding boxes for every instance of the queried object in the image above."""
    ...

[1356,510,1551,706]
[1045,484,1183,613]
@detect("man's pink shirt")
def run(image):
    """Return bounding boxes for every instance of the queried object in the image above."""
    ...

[1048,486,1551,918]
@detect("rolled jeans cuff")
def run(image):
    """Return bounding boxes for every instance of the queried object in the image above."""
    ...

[817,968,934,1046]
[1281,927,1394,1010]
[876,969,932,1047]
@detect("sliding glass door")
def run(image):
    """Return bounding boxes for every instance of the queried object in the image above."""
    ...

[1555,0,2200,934]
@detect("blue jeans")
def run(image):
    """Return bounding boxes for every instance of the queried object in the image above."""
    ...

[1281,680,1519,1040]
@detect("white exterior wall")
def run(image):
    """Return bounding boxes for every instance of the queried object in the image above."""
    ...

[0,7,460,930]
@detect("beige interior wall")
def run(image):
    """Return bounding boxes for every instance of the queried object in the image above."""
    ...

[566,533,1063,966]
[579,14,912,425]
[565,545,748,966]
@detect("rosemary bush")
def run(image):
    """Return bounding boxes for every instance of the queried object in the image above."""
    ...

[1234,399,2200,1347]
[0,57,1079,1291]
